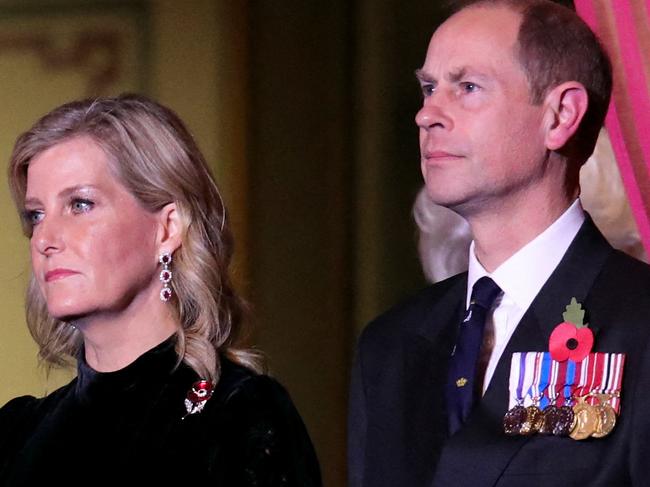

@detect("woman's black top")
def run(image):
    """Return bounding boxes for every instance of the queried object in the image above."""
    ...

[0,339,322,486]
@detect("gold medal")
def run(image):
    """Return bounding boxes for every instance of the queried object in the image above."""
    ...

[592,394,616,438]
[592,403,616,438]
[570,397,598,440]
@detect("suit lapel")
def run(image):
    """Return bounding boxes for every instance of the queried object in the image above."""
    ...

[403,274,466,486]
[433,217,613,486]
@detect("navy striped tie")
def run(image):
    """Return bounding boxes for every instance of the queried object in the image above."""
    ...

[446,276,502,435]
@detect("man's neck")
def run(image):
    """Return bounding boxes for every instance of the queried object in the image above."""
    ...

[467,190,575,272]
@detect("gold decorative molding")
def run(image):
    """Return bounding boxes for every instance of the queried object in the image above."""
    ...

[0,31,122,95]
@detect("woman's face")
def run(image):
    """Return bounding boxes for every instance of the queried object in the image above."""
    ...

[24,136,163,322]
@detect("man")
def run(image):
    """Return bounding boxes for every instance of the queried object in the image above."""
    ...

[348,1,650,485]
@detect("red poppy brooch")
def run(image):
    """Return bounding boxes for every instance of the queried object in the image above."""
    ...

[183,379,214,419]
[549,297,594,362]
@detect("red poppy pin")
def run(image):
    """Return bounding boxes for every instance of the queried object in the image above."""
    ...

[182,379,214,419]
[549,297,594,362]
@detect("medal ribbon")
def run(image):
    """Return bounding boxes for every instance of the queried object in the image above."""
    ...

[576,353,604,400]
[538,352,552,409]
[509,353,626,413]
[554,359,567,406]
[562,359,577,407]
[607,353,625,413]
[593,352,611,404]
[570,353,588,403]
[544,358,559,407]
[527,352,543,406]
[508,352,525,409]
[523,352,537,406]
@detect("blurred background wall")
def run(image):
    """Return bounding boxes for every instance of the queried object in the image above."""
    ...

[0,1,449,484]
[5,1,615,485]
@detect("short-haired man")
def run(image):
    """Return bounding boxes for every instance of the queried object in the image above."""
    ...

[348,1,650,485]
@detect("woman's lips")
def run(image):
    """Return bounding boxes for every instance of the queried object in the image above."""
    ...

[45,269,80,282]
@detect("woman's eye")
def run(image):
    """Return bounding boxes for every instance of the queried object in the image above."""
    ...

[71,199,94,213]
[23,210,44,226]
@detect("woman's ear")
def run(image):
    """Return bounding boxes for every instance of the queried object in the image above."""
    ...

[543,81,589,151]
[156,202,182,255]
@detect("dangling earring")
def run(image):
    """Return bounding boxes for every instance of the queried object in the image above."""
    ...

[159,252,173,302]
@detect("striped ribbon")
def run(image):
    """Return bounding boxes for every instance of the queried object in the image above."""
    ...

[508,352,626,413]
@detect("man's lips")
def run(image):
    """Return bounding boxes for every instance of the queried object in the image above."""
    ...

[44,269,80,282]
[423,150,462,160]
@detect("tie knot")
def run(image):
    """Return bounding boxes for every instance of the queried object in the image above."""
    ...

[469,276,501,310]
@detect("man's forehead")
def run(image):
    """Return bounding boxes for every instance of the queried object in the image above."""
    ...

[421,5,521,73]
[440,3,522,30]
[431,5,521,51]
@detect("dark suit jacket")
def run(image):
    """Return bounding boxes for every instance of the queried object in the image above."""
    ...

[349,218,650,486]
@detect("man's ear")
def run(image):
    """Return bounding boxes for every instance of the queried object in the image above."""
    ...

[156,202,182,255]
[543,81,589,151]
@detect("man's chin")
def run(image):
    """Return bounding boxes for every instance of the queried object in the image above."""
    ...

[423,187,467,212]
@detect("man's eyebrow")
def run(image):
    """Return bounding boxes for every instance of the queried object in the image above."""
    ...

[414,68,434,83]
[449,67,493,84]
[448,67,468,83]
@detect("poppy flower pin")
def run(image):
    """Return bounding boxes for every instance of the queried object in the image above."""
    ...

[182,379,214,419]
[549,297,594,362]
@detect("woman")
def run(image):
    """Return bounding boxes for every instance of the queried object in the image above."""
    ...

[0,94,321,486]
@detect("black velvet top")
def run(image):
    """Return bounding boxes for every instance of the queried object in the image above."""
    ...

[0,339,322,486]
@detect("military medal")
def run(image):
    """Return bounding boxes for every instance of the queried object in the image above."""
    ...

[520,405,544,435]
[503,353,534,435]
[568,350,597,440]
[504,298,626,440]
[504,404,528,435]
[570,396,599,440]
[521,353,546,435]
[541,404,575,436]
[588,355,613,439]
[504,353,530,435]
[592,394,616,438]
[540,360,574,436]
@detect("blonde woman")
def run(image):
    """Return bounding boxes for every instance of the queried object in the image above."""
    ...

[0,94,321,486]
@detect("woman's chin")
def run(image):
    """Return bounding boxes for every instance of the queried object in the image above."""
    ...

[47,303,87,323]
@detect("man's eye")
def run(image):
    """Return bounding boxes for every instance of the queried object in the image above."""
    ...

[421,83,436,97]
[71,199,94,213]
[460,82,479,93]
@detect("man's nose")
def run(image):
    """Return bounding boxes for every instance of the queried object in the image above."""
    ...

[415,97,453,131]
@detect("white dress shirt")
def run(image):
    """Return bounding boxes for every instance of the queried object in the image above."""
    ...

[466,199,585,393]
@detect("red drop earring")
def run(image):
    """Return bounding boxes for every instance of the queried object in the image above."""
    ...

[159,252,173,302]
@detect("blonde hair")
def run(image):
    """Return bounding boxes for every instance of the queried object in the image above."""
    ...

[413,188,471,282]
[8,94,263,382]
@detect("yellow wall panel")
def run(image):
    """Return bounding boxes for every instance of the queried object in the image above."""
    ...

[0,1,235,405]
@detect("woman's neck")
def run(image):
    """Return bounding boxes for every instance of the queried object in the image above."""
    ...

[76,291,179,372]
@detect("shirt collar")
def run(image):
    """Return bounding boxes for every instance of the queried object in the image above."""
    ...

[467,199,585,310]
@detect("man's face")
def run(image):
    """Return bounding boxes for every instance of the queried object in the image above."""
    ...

[416,6,549,217]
